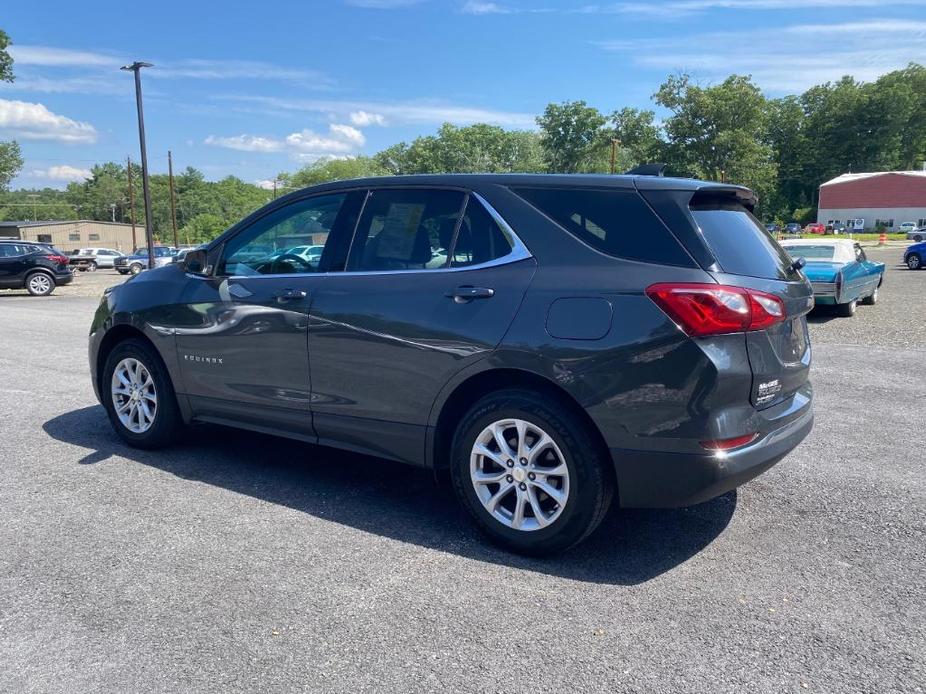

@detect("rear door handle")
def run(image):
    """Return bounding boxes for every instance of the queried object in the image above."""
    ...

[446,286,495,303]
[274,288,307,303]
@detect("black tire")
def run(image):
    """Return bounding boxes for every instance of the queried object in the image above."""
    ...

[907,253,922,270]
[449,389,613,556]
[102,338,182,449]
[87,260,98,272]
[861,284,879,305]
[836,298,857,317]
[129,263,144,275]
[914,234,923,243]
[25,271,55,296]
[117,270,129,275]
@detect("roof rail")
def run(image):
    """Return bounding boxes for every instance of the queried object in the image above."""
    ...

[624,163,666,177]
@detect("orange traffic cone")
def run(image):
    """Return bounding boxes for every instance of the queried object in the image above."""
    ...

[878,233,886,245]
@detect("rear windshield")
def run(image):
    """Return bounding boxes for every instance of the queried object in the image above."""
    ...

[512,187,694,266]
[690,199,798,280]
[783,245,835,260]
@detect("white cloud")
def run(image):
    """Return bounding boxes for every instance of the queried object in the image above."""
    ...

[30,165,92,182]
[349,110,387,126]
[203,134,285,152]
[596,19,926,92]
[0,99,97,143]
[153,59,331,85]
[218,95,536,128]
[328,123,366,146]
[255,179,278,190]
[206,123,366,160]
[462,1,513,13]
[8,45,120,67]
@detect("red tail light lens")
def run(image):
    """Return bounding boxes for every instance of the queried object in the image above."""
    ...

[48,254,69,265]
[646,283,786,337]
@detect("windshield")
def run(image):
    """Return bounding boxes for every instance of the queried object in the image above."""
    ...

[784,245,835,260]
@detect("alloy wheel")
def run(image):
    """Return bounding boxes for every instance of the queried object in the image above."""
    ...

[111,357,158,433]
[28,274,51,295]
[470,418,570,531]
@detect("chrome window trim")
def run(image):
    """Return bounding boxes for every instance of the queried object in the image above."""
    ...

[220,190,532,281]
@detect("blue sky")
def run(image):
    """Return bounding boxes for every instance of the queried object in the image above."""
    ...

[2,0,925,189]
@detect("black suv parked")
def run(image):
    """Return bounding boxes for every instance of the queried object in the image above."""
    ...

[88,174,814,554]
[0,240,73,295]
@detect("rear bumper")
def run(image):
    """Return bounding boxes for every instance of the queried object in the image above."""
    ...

[612,392,813,508]
[55,272,74,285]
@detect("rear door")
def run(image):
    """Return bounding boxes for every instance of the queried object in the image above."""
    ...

[306,188,535,464]
[686,195,813,409]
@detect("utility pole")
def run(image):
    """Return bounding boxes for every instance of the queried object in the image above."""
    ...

[121,61,156,270]
[26,194,39,221]
[127,157,137,251]
[610,138,621,175]
[168,150,178,248]
[272,179,278,199]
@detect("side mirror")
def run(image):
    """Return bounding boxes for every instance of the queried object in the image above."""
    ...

[182,248,210,275]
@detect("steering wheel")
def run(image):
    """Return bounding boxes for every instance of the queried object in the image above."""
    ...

[257,253,314,274]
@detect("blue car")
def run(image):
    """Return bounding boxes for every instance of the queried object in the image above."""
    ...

[113,246,178,275]
[781,239,884,317]
[904,240,925,270]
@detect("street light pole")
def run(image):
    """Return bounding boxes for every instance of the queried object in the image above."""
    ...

[121,61,156,270]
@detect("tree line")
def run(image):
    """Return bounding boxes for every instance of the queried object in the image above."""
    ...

[1,26,924,242]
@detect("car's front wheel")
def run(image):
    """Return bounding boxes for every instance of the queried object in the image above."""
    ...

[908,253,922,270]
[102,338,181,448]
[25,271,55,296]
[450,389,613,555]
[129,263,144,275]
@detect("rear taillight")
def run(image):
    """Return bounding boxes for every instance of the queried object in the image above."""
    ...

[645,283,786,337]
[48,254,69,265]
[700,433,758,451]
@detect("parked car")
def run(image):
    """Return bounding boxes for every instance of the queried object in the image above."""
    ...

[828,223,847,235]
[899,222,918,238]
[906,227,924,242]
[805,223,826,235]
[904,240,925,270]
[781,239,884,316]
[0,239,73,296]
[114,246,178,275]
[69,247,125,271]
[765,222,781,233]
[783,222,802,236]
[88,174,815,555]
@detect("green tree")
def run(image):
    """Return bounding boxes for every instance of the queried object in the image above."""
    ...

[0,29,23,191]
[180,213,227,245]
[610,107,662,167]
[536,101,610,173]
[655,74,777,212]
[287,155,387,187]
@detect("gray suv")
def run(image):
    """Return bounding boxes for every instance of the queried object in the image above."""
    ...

[88,174,814,554]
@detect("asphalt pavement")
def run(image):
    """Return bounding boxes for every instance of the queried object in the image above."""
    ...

[0,246,923,693]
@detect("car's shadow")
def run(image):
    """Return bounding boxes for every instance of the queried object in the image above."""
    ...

[43,406,736,586]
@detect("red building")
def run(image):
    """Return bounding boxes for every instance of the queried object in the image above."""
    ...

[818,171,926,231]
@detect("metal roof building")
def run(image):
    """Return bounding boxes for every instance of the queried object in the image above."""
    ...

[818,171,926,231]
[0,220,145,253]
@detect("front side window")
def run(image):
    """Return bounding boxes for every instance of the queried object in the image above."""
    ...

[348,189,465,272]
[219,193,346,276]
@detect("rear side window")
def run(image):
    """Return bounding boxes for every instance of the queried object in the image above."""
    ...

[511,187,693,266]
[450,197,513,267]
[690,198,797,280]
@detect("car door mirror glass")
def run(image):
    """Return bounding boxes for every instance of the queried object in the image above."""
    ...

[182,249,209,275]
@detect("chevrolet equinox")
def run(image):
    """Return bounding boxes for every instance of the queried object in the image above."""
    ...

[89,174,814,554]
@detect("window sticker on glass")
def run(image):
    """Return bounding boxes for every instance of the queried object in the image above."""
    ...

[375,203,425,260]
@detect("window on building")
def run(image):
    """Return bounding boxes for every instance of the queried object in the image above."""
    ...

[69,233,80,241]
[89,233,100,241]
[918,219,926,228]
[37,234,52,243]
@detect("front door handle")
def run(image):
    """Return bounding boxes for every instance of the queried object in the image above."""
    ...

[274,288,307,303]
[446,286,495,303]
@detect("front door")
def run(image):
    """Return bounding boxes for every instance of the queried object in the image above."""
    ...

[0,243,29,287]
[174,191,360,436]
[307,188,536,464]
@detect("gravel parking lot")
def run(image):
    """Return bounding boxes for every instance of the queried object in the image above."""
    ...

[1,246,923,693]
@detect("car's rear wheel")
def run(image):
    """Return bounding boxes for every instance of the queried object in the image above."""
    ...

[836,298,857,317]
[914,234,923,242]
[130,263,144,275]
[102,338,181,448]
[862,285,879,305]
[87,260,98,272]
[450,389,613,555]
[25,271,55,296]
[908,253,922,270]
